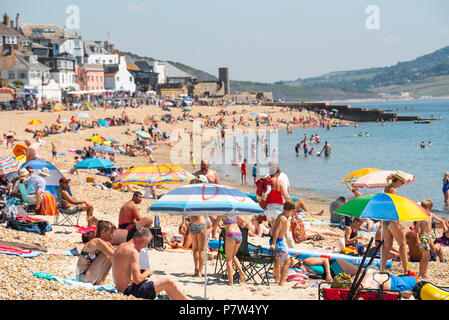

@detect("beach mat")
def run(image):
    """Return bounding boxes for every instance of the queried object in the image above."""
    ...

[32,272,117,293]
[0,247,44,258]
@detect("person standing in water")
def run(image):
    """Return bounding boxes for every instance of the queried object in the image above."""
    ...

[443,172,449,206]
[320,141,332,157]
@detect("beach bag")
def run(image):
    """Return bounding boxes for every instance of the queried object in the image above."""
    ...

[291,212,307,244]
[331,273,353,289]
[149,227,164,249]
[255,176,272,209]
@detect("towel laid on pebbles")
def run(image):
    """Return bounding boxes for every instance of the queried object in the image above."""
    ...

[32,272,117,293]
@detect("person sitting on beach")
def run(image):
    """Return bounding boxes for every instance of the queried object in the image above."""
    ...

[118,192,154,242]
[269,200,295,286]
[112,227,190,300]
[329,196,348,226]
[292,255,361,283]
[246,215,270,238]
[26,167,49,212]
[360,219,381,233]
[339,218,365,256]
[76,221,116,285]
[177,218,192,249]
[58,177,96,227]
[381,171,409,275]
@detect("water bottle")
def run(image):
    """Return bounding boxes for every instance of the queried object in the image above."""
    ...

[154,215,160,228]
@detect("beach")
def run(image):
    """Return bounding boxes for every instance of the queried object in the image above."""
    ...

[1,104,448,301]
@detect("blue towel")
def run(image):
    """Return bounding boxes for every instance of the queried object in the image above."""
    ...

[32,272,118,293]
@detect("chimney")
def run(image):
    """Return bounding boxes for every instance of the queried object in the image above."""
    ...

[3,13,9,26]
[10,19,14,29]
[15,13,20,31]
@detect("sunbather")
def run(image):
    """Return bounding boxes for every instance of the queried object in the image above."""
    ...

[59,177,96,227]
[76,221,116,285]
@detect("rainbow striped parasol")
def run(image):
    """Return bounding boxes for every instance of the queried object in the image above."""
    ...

[335,193,431,221]
[113,163,195,186]
[0,156,21,174]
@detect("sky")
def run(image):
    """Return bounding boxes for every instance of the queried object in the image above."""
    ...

[5,0,449,83]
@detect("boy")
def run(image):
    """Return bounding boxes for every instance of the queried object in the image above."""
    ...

[241,159,247,185]
[252,163,258,184]
[414,200,446,279]
[269,200,295,286]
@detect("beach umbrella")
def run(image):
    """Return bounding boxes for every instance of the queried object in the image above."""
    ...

[12,144,27,157]
[340,168,381,184]
[106,137,120,144]
[351,170,415,189]
[76,112,91,119]
[86,136,107,143]
[92,145,119,154]
[149,183,264,300]
[133,130,151,139]
[0,156,21,175]
[331,108,339,113]
[258,113,269,117]
[113,164,195,186]
[97,119,109,127]
[27,120,43,125]
[74,158,115,170]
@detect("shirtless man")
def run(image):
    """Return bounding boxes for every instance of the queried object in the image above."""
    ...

[112,227,189,300]
[194,160,220,238]
[118,192,154,242]
[194,160,220,184]
[320,141,332,157]
[59,178,96,227]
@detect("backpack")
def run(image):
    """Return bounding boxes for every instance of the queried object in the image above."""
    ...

[255,176,272,209]
[149,227,164,249]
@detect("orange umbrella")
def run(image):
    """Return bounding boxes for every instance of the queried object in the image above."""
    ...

[27,120,43,125]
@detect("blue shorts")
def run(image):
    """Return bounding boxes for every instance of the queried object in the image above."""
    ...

[389,275,417,292]
[269,238,290,261]
[124,281,156,300]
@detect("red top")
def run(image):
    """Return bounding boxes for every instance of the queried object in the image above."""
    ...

[241,162,247,174]
[266,189,284,205]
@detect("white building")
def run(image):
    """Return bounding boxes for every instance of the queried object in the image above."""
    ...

[39,55,79,92]
[0,51,61,101]
[104,56,136,92]
[55,38,84,64]
[148,61,195,84]
[84,40,119,65]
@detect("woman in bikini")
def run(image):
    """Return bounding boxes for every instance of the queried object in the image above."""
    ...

[381,171,409,275]
[218,215,247,286]
[76,221,116,285]
[443,172,449,206]
[182,215,207,277]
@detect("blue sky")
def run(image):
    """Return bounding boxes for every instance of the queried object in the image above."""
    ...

[5,0,449,82]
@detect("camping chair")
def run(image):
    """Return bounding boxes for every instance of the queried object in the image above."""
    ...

[53,187,82,227]
[18,183,34,213]
[237,228,275,286]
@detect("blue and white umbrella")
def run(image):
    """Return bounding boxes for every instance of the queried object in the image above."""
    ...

[92,145,119,154]
[133,130,151,139]
[106,137,120,144]
[76,112,91,119]
[149,183,264,299]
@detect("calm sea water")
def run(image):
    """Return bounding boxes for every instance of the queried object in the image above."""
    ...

[213,98,449,217]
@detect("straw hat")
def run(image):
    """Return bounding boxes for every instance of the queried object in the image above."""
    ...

[18,168,29,178]
[393,170,408,183]
[39,167,51,177]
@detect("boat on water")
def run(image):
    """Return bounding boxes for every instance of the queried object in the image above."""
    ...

[414,120,431,124]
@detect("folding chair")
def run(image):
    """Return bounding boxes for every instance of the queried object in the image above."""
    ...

[237,228,275,286]
[18,183,34,213]
[53,187,82,227]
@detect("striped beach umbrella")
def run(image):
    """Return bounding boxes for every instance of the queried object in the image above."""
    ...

[92,145,119,154]
[149,183,264,299]
[0,156,21,174]
[113,164,195,186]
[351,170,415,189]
[133,130,151,139]
[27,120,43,125]
[340,168,381,184]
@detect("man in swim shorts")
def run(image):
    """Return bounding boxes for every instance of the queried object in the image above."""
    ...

[112,227,189,300]
[118,192,154,242]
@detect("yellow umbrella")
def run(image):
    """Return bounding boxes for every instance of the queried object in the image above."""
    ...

[86,136,107,143]
[27,120,43,125]
[340,168,381,184]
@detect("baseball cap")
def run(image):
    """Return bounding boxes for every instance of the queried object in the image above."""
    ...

[59,177,71,184]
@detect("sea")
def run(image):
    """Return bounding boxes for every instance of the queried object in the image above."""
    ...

[212,98,449,218]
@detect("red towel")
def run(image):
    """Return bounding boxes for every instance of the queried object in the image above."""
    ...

[75,225,96,234]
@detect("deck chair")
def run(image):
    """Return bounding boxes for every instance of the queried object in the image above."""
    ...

[53,187,82,227]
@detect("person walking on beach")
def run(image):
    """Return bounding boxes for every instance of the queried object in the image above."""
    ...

[381,171,409,275]
[241,159,247,186]
[51,142,57,160]
[112,227,189,300]
[270,200,295,286]
[443,172,449,206]
[252,163,258,184]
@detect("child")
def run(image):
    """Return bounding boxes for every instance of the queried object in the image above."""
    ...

[190,151,196,169]
[51,142,57,160]
[415,200,446,279]
[269,200,295,286]
[73,156,80,175]
[252,163,258,184]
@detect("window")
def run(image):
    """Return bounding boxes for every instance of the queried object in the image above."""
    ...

[8,71,15,80]
[130,77,133,82]
[19,72,27,80]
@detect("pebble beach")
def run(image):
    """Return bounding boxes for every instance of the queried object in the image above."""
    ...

[1,104,448,301]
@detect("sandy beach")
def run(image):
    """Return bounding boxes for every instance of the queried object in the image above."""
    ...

[0,104,448,301]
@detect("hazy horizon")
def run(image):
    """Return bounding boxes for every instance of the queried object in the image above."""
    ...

[5,0,449,83]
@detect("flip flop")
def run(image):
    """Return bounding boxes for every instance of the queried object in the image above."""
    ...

[292,281,308,289]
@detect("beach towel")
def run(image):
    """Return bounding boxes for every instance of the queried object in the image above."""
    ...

[0,247,44,258]
[291,213,307,244]
[0,240,47,252]
[32,272,117,293]
[74,226,96,234]
[38,192,58,216]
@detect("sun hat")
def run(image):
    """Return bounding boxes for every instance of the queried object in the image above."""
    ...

[18,168,29,178]
[269,161,280,176]
[393,170,408,183]
[39,167,51,177]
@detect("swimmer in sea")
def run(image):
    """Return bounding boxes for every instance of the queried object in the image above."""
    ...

[420,141,425,149]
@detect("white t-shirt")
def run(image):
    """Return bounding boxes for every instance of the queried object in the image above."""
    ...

[278,172,290,193]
